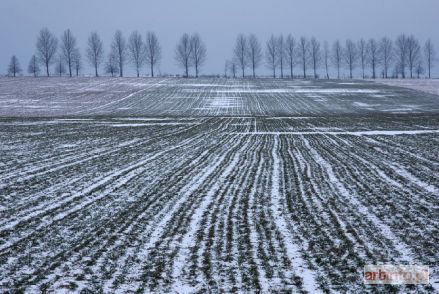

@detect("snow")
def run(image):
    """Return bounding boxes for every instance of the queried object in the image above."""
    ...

[110,122,197,127]
[374,78,439,97]
[1,77,438,293]
[238,129,439,136]
[271,136,323,294]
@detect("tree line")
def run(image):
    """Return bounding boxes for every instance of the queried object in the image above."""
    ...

[8,28,178,78]
[6,28,437,79]
[226,34,436,79]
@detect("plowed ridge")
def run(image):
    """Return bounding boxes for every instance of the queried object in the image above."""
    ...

[0,78,438,293]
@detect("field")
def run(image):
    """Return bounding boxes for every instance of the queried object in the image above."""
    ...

[0,77,438,293]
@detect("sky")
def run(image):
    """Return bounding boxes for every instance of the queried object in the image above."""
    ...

[1,0,438,77]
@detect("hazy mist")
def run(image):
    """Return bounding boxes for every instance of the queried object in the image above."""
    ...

[1,0,438,77]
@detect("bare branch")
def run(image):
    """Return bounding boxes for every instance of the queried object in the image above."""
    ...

[190,34,207,78]
[331,40,343,79]
[145,32,162,77]
[128,31,146,77]
[299,37,309,78]
[310,37,321,79]
[87,32,104,77]
[379,37,393,78]
[36,28,58,76]
[357,39,368,79]
[367,39,378,79]
[265,35,278,78]
[105,52,119,77]
[111,30,127,77]
[61,29,77,77]
[344,39,358,79]
[424,39,437,79]
[233,34,248,78]
[247,34,262,78]
[285,34,297,79]
[27,55,40,77]
[175,33,192,77]
[8,55,22,77]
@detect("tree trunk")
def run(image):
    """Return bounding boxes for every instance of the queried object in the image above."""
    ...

[372,62,376,79]
[325,63,329,79]
[290,61,293,79]
[46,63,49,77]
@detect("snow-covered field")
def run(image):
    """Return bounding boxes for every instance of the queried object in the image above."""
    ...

[374,78,439,97]
[1,77,439,116]
[0,78,438,293]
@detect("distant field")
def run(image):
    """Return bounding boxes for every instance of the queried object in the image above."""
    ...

[1,77,439,117]
[374,78,439,97]
[0,78,438,293]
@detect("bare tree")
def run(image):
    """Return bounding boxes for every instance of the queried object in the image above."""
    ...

[36,28,58,76]
[175,33,192,77]
[224,60,229,78]
[309,37,321,79]
[331,40,343,79]
[415,60,424,78]
[407,35,421,78]
[60,29,77,77]
[247,34,262,78]
[424,39,436,79]
[285,34,297,78]
[145,32,162,77]
[344,39,358,79]
[190,33,207,78]
[105,53,119,77]
[299,37,309,78]
[277,35,285,78]
[87,32,104,77]
[28,55,40,77]
[265,35,278,78]
[395,34,408,78]
[128,31,146,77]
[323,41,330,79]
[380,37,393,78]
[230,60,237,78]
[72,49,81,77]
[233,34,248,78]
[111,30,127,77]
[367,38,378,79]
[357,39,368,79]
[8,55,22,77]
[55,55,66,77]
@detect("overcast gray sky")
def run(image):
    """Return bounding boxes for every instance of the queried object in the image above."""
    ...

[1,0,438,77]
